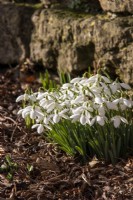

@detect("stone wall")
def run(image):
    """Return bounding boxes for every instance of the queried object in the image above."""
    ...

[0,2,133,84]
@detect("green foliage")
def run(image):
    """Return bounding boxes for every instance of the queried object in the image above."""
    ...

[39,70,57,90]
[0,155,18,181]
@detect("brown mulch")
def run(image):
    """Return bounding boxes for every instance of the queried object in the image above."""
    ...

[0,66,133,200]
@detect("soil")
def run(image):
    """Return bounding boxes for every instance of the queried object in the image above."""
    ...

[0,66,133,200]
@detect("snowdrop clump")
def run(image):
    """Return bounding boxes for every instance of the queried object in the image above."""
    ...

[16,74,133,163]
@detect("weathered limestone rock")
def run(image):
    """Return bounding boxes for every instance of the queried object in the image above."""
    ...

[0,4,34,64]
[0,4,133,84]
[31,10,133,84]
[99,0,133,14]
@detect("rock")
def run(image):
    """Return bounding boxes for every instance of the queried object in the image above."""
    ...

[31,9,133,84]
[0,4,34,65]
[99,0,133,14]
[0,4,133,84]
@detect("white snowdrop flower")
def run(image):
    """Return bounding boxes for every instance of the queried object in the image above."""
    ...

[88,74,99,83]
[120,83,131,90]
[46,102,57,113]
[83,102,94,112]
[72,106,84,115]
[95,97,104,104]
[53,114,60,123]
[88,118,95,126]
[101,75,111,83]
[30,109,36,119]
[43,116,50,124]
[61,83,71,89]
[80,114,87,125]
[21,106,32,118]
[109,82,120,94]
[59,109,69,116]
[36,92,49,100]
[111,116,128,128]
[70,114,80,122]
[16,94,29,102]
[71,95,84,105]
[29,94,37,102]
[96,116,106,126]
[123,99,133,108]
[60,100,70,107]
[40,99,54,108]
[70,77,82,84]
[120,104,127,111]
[98,105,105,116]
[17,109,23,115]
[32,124,44,134]
[113,99,120,104]
[79,78,89,85]
[106,101,118,110]
[90,86,102,95]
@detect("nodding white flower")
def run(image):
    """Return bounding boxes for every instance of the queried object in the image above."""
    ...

[30,109,36,119]
[111,116,128,128]
[80,114,87,125]
[106,101,118,110]
[90,86,102,95]
[87,74,99,83]
[120,83,131,90]
[70,77,82,84]
[98,105,105,116]
[46,102,57,113]
[113,98,133,108]
[16,94,29,102]
[96,116,106,126]
[29,93,38,102]
[52,109,69,124]
[70,114,80,122]
[61,83,72,89]
[40,99,54,108]
[87,116,106,126]
[109,82,120,94]
[101,75,111,83]
[123,99,133,108]
[53,114,60,123]
[32,124,44,134]
[37,92,49,100]
[71,95,84,105]
[95,97,104,104]
[19,106,32,118]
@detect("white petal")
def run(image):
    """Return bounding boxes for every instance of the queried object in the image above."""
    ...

[37,124,44,134]
[32,124,39,129]
[17,109,23,115]
[80,114,86,125]
[53,114,60,123]
[106,102,118,110]
[70,77,81,84]
[46,102,56,113]
[101,75,111,83]
[96,116,105,126]
[98,106,105,116]
[16,94,29,102]
[123,99,132,108]
[70,114,80,122]
[111,116,120,128]
[30,110,36,119]
[95,97,103,104]
[120,83,131,90]
[120,117,128,124]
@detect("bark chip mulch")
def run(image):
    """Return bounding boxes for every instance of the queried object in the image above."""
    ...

[0,67,133,200]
